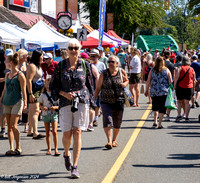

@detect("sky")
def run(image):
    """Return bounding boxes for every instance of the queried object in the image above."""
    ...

[41,0,56,18]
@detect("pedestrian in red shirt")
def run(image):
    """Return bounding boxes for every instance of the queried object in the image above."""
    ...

[41,53,58,79]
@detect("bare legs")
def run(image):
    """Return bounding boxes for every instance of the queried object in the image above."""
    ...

[63,127,82,166]
[129,83,140,106]
[6,114,21,151]
[153,111,164,128]
[44,122,59,154]
[104,127,120,146]
[28,103,40,137]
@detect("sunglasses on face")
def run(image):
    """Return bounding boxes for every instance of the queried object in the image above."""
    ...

[68,47,79,51]
[108,60,115,64]
[90,55,97,58]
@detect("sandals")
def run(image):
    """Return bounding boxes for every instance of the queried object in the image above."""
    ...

[32,134,46,139]
[105,143,112,149]
[157,125,163,129]
[112,141,118,147]
[46,151,52,155]
[152,123,157,127]
[54,152,61,156]
[5,149,22,156]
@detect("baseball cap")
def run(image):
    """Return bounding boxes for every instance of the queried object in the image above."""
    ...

[97,46,104,52]
[191,55,198,60]
[80,52,89,59]
[43,53,53,59]
[5,49,13,56]
[90,49,99,55]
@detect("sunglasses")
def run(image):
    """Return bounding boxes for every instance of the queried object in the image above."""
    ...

[90,55,97,58]
[68,47,79,51]
[108,60,115,64]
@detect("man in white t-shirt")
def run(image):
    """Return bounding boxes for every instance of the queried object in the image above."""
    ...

[90,49,106,126]
[129,47,141,107]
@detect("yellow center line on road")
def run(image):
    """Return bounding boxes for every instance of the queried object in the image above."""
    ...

[101,104,152,183]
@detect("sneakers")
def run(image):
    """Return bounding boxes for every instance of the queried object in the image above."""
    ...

[87,125,94,132]
[185,117,190,122]
[195,101,199,107]
[71,166,80,179]
[0,130,6,138]
[93,120,98,127]
[175,116,183,122]
[63,152,72,171]
[165,115,170,121]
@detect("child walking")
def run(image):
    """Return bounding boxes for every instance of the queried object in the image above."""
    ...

[38,77,60,156]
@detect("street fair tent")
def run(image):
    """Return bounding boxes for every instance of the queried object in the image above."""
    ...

[107,30,130,44]
[81,37,111,49]
[87,30,122,47]
[0,22,54,50]
[0,27,21,45]
[28,20,70,49]
[135,35,179,53]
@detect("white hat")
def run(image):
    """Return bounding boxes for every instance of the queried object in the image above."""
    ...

[90,49,99,55]
[5,49,13,56]
[43,53,53,59]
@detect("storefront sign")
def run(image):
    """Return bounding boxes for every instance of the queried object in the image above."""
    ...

[10,0,30,8]
[30,0,38,13]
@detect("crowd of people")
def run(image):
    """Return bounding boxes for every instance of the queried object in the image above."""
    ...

[0,40,200,178]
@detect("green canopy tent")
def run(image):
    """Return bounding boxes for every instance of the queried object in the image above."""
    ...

[135,35,179,54]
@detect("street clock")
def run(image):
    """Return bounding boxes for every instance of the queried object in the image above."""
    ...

[57,12,72,31]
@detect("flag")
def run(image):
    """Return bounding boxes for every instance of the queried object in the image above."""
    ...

[98,0,106,47]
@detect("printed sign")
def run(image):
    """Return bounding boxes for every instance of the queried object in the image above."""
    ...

[77,29,87,41]
[30,0,38,13]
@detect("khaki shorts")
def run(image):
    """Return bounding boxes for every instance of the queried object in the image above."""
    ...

[4,99,23,115]
[129,73,141,84]
[59,103,89,132]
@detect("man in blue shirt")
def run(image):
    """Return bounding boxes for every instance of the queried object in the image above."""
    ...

[117,49,127,69]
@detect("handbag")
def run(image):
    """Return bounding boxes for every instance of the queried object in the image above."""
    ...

[140,85,144,94]
[119,68,134,107]
[32,75,45,92]
[165,84,177,109]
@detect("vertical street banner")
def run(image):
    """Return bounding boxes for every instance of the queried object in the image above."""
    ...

[98,0,106,47]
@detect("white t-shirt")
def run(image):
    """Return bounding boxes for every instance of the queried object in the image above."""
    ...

[38,91,59,116]
[130,55,141,74]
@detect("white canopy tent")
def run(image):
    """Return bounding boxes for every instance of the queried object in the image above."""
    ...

[28,20,70,49]
[0,22,54,49]
[87,30,128,47]
[0,27,21,45]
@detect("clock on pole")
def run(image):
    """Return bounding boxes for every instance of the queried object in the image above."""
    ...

[57,12,72,31]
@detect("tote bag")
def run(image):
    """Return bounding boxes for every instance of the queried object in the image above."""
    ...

[119,68,134,107]
[165,84,177,109]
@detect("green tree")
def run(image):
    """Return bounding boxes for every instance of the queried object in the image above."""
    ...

[79,0,165,40]
[189,0,200,15]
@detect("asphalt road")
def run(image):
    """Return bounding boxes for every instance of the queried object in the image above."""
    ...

[0,86,200,183]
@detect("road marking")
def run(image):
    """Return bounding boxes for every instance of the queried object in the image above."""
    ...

[101,104,152,183]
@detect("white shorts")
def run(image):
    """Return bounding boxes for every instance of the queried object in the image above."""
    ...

[4,99,24,115]
[59,103,89,132]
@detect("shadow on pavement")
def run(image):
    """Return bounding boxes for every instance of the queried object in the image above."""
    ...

[167,153,200,160]
[167,132,200,137]
[0,172,70,182]
[133,164,200,168]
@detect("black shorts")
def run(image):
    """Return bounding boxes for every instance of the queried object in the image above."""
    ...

[129,73,141,84]
[151,95,167,114]
[101,103,124,129]
[176,87,193,100]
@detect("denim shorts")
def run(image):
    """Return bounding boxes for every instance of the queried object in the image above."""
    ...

[101,103,124,129]
[42,112,58,123]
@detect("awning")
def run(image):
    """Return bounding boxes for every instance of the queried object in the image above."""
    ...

[11,10,57,30]
[107,30,130,44]
[82,24,94,33]
[80,37,111,49]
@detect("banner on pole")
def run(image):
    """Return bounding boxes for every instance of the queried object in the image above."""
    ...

[98,0,106,47]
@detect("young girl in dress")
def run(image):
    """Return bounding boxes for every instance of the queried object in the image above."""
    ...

[38,76,60,156]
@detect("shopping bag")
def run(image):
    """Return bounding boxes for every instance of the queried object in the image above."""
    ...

[123,88,134,107]
[140,85,144,94]
[165,84,177,109]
